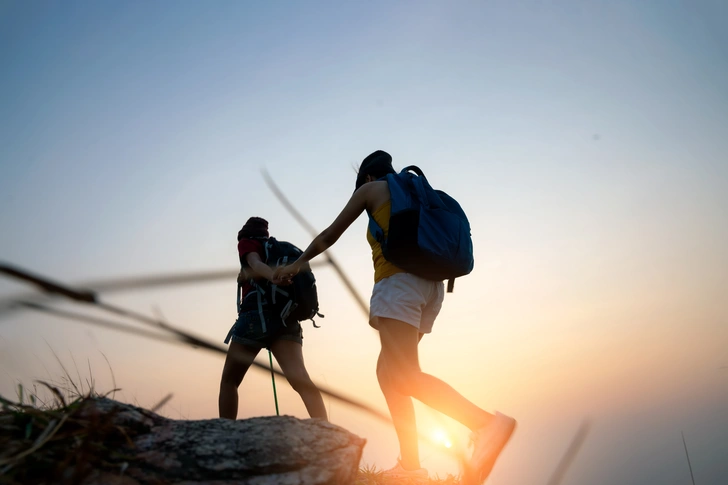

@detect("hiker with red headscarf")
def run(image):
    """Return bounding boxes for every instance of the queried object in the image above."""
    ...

[218,217,327,421]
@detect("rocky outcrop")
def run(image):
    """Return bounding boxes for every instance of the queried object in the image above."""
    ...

[1,397,366,485]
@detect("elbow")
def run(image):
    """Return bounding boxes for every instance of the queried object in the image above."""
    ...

[317,229,338,249]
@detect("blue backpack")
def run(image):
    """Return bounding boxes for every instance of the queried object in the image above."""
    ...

[367,166,474,292]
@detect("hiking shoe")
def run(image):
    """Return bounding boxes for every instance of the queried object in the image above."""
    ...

[463,412,516,484]
[382,460,429,482]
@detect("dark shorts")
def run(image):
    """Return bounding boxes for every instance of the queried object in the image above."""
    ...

[224,309,303,349]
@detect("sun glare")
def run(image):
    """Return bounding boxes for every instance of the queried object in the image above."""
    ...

[432,429,453,449]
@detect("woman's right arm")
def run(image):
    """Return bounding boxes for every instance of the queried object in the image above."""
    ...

[245,252,277,282]
[278,182,377,278]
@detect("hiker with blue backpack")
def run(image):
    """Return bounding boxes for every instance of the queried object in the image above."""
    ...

[218,217,328,421]
[275,151,515,484]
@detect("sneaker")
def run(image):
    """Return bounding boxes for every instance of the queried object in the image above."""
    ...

[381,459,429,482]
[463,412,516,484]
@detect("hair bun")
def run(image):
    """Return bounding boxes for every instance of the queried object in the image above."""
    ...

[356,150,394,191]
[360,150,392,172]
[238,217,269,240]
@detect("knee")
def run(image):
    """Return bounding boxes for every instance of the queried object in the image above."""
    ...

[220,366,244,388]
[287,372,315,394]
[220,373,237,388]
[377,362,398,390]
[395,374,419,396]
[378,364,418,397]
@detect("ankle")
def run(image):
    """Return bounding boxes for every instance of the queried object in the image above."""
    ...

[399,458,421,471]
[471,412,496,432]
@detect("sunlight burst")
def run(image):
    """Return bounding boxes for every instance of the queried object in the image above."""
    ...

[432,428,453,449]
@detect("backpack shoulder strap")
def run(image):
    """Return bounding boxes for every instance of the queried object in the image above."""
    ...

[367,210,384,242]
[263,237,276,264]
[366,175,396,243]
[388,169,421,213]
[402,166,446,210]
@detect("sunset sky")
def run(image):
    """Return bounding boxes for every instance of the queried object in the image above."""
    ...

[1,1,727,483]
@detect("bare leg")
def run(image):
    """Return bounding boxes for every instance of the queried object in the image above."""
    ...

[219,342,259,419]
[377,317,494,467]
[377,343,420,470]
[270,339,328,420]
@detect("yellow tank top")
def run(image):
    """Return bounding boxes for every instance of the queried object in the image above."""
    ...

[367,201,406,283]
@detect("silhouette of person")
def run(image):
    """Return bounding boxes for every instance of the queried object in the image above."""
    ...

[219,216,327,421]
[276,151,515,484]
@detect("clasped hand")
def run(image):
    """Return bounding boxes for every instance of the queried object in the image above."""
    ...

[272,264,299,285]
[237,267,297,286]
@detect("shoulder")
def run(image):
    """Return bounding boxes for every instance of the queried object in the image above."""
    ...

[356,180,390,211]
[237,238,264,254]
[354,180,389,199]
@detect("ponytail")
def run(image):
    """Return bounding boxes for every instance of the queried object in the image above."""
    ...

[355,150,396,191]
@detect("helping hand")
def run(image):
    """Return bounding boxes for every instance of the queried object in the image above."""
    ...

[274,264,299,284]
[272,265,295,285]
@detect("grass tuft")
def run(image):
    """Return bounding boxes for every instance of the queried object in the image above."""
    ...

[0,382,135,485]
[356,463,462,484]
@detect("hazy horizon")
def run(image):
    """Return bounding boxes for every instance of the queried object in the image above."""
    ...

[2,1,727,483]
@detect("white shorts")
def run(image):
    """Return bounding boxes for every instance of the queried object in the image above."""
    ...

[369,273,445,334]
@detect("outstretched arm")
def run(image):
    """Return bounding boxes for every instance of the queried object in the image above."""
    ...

[283,185,371,276]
